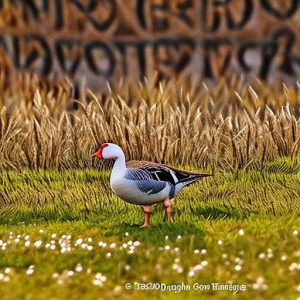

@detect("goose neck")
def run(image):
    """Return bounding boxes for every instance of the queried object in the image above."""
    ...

[111,155,127,179]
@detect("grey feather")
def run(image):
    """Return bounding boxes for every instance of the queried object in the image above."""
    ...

[136,180,167,195]
[125,169,152,181]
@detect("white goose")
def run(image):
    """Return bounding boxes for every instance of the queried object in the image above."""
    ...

[92,143,210,227]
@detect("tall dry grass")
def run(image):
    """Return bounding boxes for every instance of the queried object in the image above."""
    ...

[0,73,299,171]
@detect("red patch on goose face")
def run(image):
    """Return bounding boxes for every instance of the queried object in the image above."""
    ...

[92,143,109,159]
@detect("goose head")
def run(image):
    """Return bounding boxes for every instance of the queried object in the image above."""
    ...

[92,143,124,160]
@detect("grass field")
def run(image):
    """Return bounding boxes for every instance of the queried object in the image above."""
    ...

[0,76,300,299]
[0,157,300,299]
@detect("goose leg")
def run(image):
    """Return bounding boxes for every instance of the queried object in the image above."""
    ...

[140,205,151,228]
[163,199,171,221]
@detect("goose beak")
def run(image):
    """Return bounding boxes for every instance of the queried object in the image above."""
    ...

[91,150,102,159]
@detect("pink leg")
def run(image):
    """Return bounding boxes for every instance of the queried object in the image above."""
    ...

[140,205,151,228]
[163,199,172,221]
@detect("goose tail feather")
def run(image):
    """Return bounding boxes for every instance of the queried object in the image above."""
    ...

[174,173,211,195]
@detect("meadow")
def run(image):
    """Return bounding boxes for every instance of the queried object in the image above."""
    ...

[0,75,300,299]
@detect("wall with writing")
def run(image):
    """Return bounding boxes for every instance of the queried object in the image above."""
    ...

[0,0,299,90]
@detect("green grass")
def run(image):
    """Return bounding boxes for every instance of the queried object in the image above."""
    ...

[0,158,300,299]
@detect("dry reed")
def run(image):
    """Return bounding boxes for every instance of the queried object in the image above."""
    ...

[0,73,299,171]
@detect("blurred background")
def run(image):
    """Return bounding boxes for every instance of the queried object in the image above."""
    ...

[0,0,299,92]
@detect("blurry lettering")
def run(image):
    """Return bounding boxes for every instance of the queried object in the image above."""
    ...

[261,0,298,19]
[0,0,300,88]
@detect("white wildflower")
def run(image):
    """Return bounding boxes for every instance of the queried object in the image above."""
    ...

[188,270,195,277]
[75,264,83,272]
[26,265,34,275]
[124,265,131,271]
[92,279,103,286]
[194,264,203,271]
[34,240,42,248]
[75,238,83,245]
[235,265,242,271]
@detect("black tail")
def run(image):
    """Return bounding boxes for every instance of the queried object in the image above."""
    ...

[178,173,212,187]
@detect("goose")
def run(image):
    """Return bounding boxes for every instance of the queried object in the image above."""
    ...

[92,143,211,227]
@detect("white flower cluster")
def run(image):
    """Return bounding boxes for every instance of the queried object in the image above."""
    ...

[92,273,107,286]
[0,268,11,282]
[252,277,268,290]
[188,261,208,277]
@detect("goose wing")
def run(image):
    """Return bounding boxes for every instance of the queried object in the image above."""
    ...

[126,160,209,186]
[124,164,167,195]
